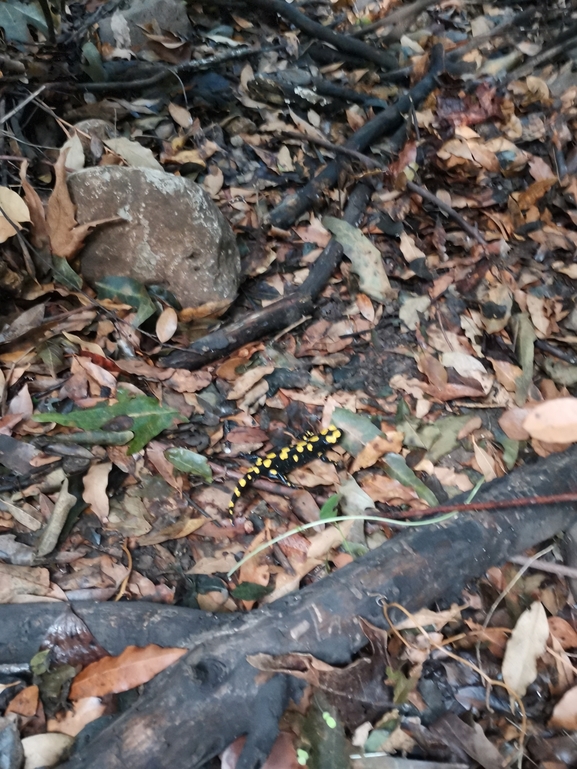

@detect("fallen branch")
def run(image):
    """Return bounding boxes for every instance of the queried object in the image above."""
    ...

[268,43,445,229]
[44,443,577,769]
[223,0,397,70]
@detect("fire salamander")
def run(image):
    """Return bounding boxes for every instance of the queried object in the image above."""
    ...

[228,425,342,516]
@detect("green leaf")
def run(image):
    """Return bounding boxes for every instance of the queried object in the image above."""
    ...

[323,216,396,303]
[0,0,48,44]
[95,276,156,328]
[33,390,182,454]
[386,665,418,704]
[165,448,213,482]
[330,408,381,456]
[52,255,82,291]
[383,453,438,507]
[231,582,273,600]
[319,493,341,520]
[80,41,107,83]
[424,414,472,463]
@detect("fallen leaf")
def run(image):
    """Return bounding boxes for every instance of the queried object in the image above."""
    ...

[548,616,577,650]
[47,696,107,737]
[82,462,112,522]
[156,307,178,343]
[22,733,74,769]
[502,601,549,697]
[550,685,577,729]
[0,185,30,243]
[20,160,50,249]
[5,684,39,716]
[522,397,577,443]
[69,644,187,699]
[46,149,121,260]
[323,216,396,303]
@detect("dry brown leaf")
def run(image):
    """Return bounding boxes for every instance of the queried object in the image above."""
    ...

[19,160,50,249]
[0,563,51,602]
[498,407,532,440]
[502,601,549,697]
[0,186,30,243]
[5,684,39,716]
[47,696,107,737]
[136,516,205,547]
[549,685,577,729]
[472,439,497,482]
[82,462,112,523]
[203,166,224,197]
[489,358,523,392]
[156,307,178,343]
[168,102,192,128]
[523,397,577,443]
[227,365,275,400]
[548,616,577,650]
[146,441,183,492]
[46,150,121,260]
[350,432,403,473]
[69,644,187,699]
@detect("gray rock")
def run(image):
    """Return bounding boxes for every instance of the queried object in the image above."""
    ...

[0,717,24,769]
[68,167,240,311]
[97,0,193,50]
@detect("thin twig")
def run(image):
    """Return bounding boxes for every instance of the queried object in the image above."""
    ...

[74,45,275,93]
[506,33,577,82]
[0,86,46,126]
[509,554,577,579]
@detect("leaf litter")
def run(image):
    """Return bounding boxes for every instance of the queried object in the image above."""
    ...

[3,0,577,765]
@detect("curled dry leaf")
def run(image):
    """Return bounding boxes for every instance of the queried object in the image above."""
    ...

[46,149,122,260]
[522,398,577,444]
[69,644,187,699]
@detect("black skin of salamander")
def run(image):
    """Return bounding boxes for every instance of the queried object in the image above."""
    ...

[228,425,342,515]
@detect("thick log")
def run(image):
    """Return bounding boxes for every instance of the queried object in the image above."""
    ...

[40,445,577,769]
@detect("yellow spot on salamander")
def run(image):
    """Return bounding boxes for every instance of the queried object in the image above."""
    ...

[234,488,241,497]
[296,444,305,452]
[293,454,299,462]
[252,467,260,474]
[309,436,319,442]
[307,443,314,451]
[255,458,263,466]
[239,478,247,487]
[263,459,272,469]
[279,448,290,460]
[269,468,278,475]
